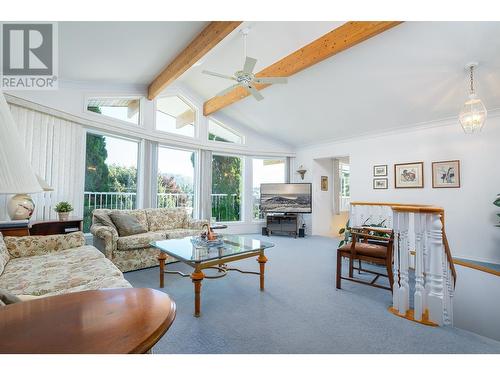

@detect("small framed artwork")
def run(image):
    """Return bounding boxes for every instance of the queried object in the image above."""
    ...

[432,160,460,188]
[394,162,424,188]
[373,178,388,189]
[373,165,388,177]
[320,176,328,191]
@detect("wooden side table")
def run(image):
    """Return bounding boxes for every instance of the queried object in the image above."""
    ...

[0,217,83,237]
[0,288,176,354]
[29,217,83,235]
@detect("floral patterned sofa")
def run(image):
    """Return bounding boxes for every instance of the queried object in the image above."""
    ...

[0,232,131,297]
[90,208,207,272]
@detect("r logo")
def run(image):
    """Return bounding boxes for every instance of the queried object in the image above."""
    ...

[2,24,53,75]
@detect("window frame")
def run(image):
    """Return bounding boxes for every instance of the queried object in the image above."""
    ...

[154,94,199,141]
[207,117,245,145]
[155,143,199,218]
[82,129,143,232]
[211,152,245,224]
[251,157,287,223]
[84,95,145,128]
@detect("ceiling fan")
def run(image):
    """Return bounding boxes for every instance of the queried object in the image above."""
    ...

[202,28,287,101]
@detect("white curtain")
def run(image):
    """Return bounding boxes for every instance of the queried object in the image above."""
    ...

[199,149,212,221]
[0,102,85,221]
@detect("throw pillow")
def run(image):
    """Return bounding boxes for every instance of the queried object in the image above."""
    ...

[0,288,21,305]
[0,233,10,275]
[109,213,147,237]
[94,212,117,230]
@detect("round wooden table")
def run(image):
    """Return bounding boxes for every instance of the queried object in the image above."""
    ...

[0,288,176,354]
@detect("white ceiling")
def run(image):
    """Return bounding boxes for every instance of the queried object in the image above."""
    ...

[58,21,500,147]
[180,22,500,146]
[59,21,208,85]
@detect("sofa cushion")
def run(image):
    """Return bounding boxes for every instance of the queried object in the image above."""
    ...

[166,228,202,239]
[0,245,122,296]
[93,208,148,228]
[146,208,188,231]
[93,212,117,231]
[0,233,9,276]
[116,231,166,251]
[4,232,86,258]
[110,213,147,237]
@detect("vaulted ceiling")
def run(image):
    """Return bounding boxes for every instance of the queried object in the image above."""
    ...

[58,21,500,147]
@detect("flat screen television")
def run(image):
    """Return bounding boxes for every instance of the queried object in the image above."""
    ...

[260,183,312,214]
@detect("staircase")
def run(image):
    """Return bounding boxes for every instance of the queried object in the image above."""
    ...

[350,202,456,326]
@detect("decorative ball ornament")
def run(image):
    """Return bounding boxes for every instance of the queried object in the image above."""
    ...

[7,194,35,220]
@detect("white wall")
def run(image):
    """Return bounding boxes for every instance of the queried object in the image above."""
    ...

[294,114,500,264]
[312,158,334,236]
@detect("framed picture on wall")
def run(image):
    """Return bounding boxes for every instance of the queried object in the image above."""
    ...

[432,160,460,188]
[373,178,388,189]
[394,162,424,188]
[321,176,328,191]
[373,165,387,176]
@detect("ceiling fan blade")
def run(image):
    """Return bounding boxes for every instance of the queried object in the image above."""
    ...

[215,84,240,97]
[245,85,264,101]
[243,57,257,73]
[254,76,288,84]
[202,70,236,81]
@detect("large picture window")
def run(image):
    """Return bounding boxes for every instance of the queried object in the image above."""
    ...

[252,158,286,220]
[156,95,196,138]
[157,146,196,216]
[212,154,242,222]
[83,133,139,232]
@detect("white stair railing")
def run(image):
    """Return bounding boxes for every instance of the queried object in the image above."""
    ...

[349,202,456,327]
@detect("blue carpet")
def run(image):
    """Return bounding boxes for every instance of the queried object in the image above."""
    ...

[124,235,500,353]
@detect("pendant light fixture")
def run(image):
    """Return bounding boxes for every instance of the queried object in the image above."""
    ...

[458,63,487,133]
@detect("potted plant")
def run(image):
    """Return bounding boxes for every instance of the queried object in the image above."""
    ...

[54,201,73,221]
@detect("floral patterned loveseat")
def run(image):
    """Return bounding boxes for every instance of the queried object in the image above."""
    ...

[0,232,131,297]
[90,208,207,272]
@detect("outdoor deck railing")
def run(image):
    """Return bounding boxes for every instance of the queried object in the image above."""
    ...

[83,191,240,231]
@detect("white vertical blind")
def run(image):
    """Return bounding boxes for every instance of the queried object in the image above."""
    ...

[0,104,86,221]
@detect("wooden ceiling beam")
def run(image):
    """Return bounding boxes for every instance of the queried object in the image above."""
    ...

[203,21,402,116]
[148,21,242,100]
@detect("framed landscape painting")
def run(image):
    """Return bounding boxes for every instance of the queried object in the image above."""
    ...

[373,178,388,189]
[432,160,460,188]
[394,162,424,188]
[373,165,387,176]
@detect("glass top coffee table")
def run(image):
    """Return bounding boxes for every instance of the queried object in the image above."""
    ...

[151,235,275,317]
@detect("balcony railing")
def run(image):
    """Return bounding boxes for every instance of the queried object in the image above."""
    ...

[83,191,240,232]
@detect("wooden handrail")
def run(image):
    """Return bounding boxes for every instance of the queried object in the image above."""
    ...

[351,201,456,285]
[442,230,457,286]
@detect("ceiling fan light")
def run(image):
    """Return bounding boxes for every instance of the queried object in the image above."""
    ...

[459,94,487,134]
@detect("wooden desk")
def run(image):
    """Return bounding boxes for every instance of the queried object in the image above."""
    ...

[0,288,176,354]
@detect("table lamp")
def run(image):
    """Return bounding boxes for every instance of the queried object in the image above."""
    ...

[0,92,43,220]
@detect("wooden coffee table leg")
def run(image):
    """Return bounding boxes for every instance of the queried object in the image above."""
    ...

[191,266,205,317]
[257,251,268,291]
[158,253,167,288]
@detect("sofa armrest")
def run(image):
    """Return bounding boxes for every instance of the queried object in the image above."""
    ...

[90,224,118,259]
[186,219,209,230]
[4,232,86,258]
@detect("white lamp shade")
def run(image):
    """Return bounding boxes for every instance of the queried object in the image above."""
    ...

[36,174,54,191]
[0,92,43,194]
[459,95,487,134]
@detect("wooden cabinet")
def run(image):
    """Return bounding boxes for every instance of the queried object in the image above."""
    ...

[29,218,83,235]
[265,214,298,238]
[0,218,83,237]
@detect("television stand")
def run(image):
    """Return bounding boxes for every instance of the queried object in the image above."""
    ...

[265,213,298,238]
